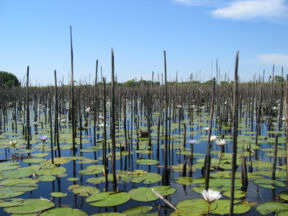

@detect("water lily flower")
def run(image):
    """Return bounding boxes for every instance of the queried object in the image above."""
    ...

[61,119,66,123]
[216,139,227,146]
[98,123,105,128]
[40,136,48,143]
[176,105,182,108]
[9,140,17,146]
[203,127,210,132]
[33,121,38,125]
[282,117,286,121]
[85,107,91,113]
[201,189,222,203]
[210,135,217,141]
[188,140,197,144]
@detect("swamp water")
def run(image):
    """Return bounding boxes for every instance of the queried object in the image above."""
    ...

[0,103,287,216]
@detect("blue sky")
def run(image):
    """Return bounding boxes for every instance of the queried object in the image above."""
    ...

[1,0,288,85]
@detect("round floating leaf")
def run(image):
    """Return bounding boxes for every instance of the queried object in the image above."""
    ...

[67,177,79,182]
[0,198,24,207]
[69,185,99,196]
[175,199,209,214]
[91,213,126,216]
[38,175,56,182]
[40,208,87,216]
[279,191,288,201]
[123,206,153,215]
[33,153,48,158]
[136,159,158,165]
[211,200,250,215]
[129,186,176,202]
[0,178,38,186]
[78,165,103,175]
[4,198,55,214]
[0,187,25,199]
[256,201,288,215]
[37,166,66,176]
[86,192,130,207]
[131,173,161,184]
[49,157,71,165]
[277,210,288,216]
[175,177,193,186]
[22,158,46,163]
[51,192,67,198]
[2,167,34,179]
[223,190,247,198]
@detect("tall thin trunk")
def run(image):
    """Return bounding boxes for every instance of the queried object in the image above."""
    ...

[230,51,239,216]
[26,66,31,149]
[70,26,76,156]
[111,49,117,191]
[54,70,60,157]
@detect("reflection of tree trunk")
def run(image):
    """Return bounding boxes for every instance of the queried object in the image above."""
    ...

[103,78,108,191]
[204,78,215,190]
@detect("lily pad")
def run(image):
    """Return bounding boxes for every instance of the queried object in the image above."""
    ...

[129,186,176,202]
[4,198,55,214]
[40,207,87,216]
[86,192,130,207]
[123,206,153,215]
[69,185,99,196]
[256,201,288,215]
[136,159,159,165]
[51,192,68,198]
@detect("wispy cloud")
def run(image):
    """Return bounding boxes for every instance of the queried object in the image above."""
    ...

[172,0,223,7]
[212,0,288,21]
[257,53,288,67]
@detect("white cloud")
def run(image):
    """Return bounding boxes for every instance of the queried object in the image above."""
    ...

[257,53,288,67]
[212,0,288,20]
[173,0,222,7]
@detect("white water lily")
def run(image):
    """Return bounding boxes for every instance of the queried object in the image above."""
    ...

[203,127,210,132]
[85,107,91,113]
[9,140,17,146]
[210,135,217,141]
[98,123,105,128]
[216,139,227,146]
[188,139,197,144]
[201,189,222,203]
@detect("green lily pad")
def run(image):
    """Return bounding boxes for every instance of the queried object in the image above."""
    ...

[136,159,158,165]
[67,177,79,181]
[223,190,247,198]
[78,165,103,175]
[2,167,34,179]
[51,192,68,198]
[38,175,56,182]
[175,177,193,185]
[256,201,288,215]
[175,198,209,214]
[279,191,288,201]
[0,198,24,207]
[4,198,55,214]
[0,187,25,199]
[211,200,250,215]
[91,213,126,216]
[123,206,153,215]
[131,173,161,184]
[40,207,87,216]
[69,185,99,196]
[22,158,46,163]
[86,192,130,207]
[129,186,176,202]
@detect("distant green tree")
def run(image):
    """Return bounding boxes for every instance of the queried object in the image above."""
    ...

[0,71,20,87]
[274,75,284,83]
